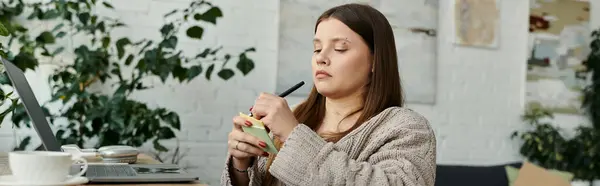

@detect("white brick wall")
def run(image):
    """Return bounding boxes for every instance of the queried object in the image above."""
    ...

[1,0,600,185]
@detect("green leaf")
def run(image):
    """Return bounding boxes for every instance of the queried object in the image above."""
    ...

[114,84,128,96]
[15,136,31,151]
[102,2,114,9]
[158,66,169,82]
[77,12,90,25]
[138,41,153,55]
[0,74,11,85]
[124,54,134,65]
[153,140,168,152]
[172,65,187,82]
[187,65,202,80]
[110,67,121,78]
[116,38,131,59]
[164,10,177,18]
[12,25,27,33]
[236,53,254,75]
[0,22,9,36]
[160,36,177,49]
[205,64,214,80]
[56,129,65,138]
[162,112,180,129]
[13,52,39,71]
[194,7,223,24]
[0,49,6,59]
[157,126,176,139]
[101,36,110,48]
[42,10,61,20]
[0,88,5,101]
[52,23,64,32]
[11,104,29,128]
[186,26,204,40]
[52,47,64,56]
[196,49,210,58]
[55,31,66,38]
[97,21,106,33]
[135,83,148,90]
[92,15,99,25]
[0,103,14,123]
[218,68,234,80]
[63,11,73,21]
[36,31,56,44]
[0,71,12,85]
[160,23,174,37]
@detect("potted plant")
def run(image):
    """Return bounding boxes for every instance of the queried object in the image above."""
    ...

[565,126,599,185]
[0,0,256,153]
[511,106,570,171]
[580,27,600,186]
[512,27,600,185]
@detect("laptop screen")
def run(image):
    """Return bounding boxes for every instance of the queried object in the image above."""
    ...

[1,57,62,151]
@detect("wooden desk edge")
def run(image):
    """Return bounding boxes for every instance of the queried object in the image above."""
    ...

[89,181,208,186]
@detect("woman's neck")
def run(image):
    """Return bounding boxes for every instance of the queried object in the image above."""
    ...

[318,90,364,134]
[324,93,364,117]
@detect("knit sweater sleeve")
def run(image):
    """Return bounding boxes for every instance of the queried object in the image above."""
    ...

[220,154,268,186]
[268,112,436,186]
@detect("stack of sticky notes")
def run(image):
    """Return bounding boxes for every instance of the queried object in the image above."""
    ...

[239,113,278,154]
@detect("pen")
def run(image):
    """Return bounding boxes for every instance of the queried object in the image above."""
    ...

[248,81,305,118]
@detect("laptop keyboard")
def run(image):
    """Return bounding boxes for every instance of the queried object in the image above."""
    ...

[1,156,137,177]
[85,165,137,177]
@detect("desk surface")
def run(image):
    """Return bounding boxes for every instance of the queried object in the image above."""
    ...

[0,152,208,186]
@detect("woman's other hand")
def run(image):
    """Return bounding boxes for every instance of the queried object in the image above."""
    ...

[251,92,299,142]
[228,115,269,167]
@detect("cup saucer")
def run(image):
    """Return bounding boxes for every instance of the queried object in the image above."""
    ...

[0,175,89,186]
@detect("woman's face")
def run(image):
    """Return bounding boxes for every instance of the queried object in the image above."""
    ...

[312,18,372,99]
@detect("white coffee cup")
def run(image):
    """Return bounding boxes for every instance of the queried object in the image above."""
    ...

[8,151,88,184]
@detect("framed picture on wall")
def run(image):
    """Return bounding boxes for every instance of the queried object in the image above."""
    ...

[452,0,501,49]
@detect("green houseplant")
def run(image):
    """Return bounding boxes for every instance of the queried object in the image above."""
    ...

[0,0,255,152]
[511,106,570,171]
[578,27,600,183]
[513,28,600,183]
[511,95,599,182]
[0,6,22,140]
[565,126,599,181]
[582,29,600,130]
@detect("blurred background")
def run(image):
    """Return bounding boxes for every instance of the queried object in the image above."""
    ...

[0,0,599,185]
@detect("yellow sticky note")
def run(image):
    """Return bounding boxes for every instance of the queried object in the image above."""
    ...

[239,113,278,154]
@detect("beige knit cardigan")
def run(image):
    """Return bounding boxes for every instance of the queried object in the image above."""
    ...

[220,107,437,186]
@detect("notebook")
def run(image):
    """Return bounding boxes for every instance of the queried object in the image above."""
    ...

[238,113,278,154]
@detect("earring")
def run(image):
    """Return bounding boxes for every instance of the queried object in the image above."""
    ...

[371,61,375,72]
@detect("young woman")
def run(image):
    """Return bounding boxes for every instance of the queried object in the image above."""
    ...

[221,3,436,186]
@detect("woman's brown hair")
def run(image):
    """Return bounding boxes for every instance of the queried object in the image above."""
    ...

[262,3,404,185]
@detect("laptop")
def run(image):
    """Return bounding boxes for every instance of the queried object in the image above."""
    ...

[1,57,199,183]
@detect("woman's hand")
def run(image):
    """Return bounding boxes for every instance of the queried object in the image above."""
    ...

[251,92,299,142]
[228,116,269,165]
